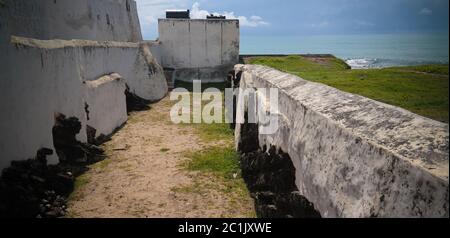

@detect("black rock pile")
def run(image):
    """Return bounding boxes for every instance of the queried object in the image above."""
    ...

[37,190,68,218]
[0,114,105,218]
[0,148,73,218]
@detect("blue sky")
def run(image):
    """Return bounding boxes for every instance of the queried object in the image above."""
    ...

[135,0,449,40]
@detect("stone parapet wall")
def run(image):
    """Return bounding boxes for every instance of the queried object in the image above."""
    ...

[234,64,449,218]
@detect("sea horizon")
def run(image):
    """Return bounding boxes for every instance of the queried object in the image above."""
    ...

[239,32,449,69]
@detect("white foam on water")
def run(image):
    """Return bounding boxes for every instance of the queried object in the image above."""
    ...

[345,58,379,69]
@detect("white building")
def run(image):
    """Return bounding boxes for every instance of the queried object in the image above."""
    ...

[157,14,240,83]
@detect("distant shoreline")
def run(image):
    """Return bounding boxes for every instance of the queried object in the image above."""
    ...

[240,54,449,70]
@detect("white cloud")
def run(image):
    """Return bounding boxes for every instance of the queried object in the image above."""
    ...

[135,0,190,26]
[135,0,268,38]
[191,2,210,19]
[419,8,433,15]
[355,20,375,27]
[308,21,330,28]
[136,0,268,27]
[191,2,269,27]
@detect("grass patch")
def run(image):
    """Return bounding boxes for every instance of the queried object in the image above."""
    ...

[183,146,241,179]
[390,64,449,75]
[179,146,255,217]
[170,83,235,143]
[91,158,112,170]
[194,93,234,143]
[160,148,170,153]
[169,83,254,216]
[182,146,252,200]
[247,55,449,123]
[67,174,90,202]
[193,117,234,143]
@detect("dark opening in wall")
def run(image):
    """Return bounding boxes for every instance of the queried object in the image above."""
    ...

[86,125,97,145]
[163,68,175,90]
[126,0,131,12]
[237,111,260,154]
[124,85,151,113]
[106,14,110,25]
[237,111,321,218]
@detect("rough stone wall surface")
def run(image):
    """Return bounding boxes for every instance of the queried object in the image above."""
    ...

[0,0,142,42]
[234,64,449,218]
[0,36,168,170]
[158,19,239,82]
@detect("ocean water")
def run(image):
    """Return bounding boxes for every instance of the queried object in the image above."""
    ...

[240,33,449,69]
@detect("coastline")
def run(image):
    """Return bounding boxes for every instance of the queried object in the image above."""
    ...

[240,54,449,70]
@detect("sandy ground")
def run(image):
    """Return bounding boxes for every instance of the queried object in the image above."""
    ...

[66,97,255,218]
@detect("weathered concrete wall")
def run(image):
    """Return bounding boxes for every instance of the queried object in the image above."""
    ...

[234,64,449,218]
[158,19,239,82]
[146,40,163,65]
[0,36,168,170]
[0,0,142,42]
[85,73,128,141]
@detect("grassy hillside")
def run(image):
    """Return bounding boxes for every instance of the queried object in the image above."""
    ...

[246,55,449,123]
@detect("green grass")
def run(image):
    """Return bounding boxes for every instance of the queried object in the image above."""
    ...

[196,122,234,142]
[172,81,235,142]
[247,55,449,122]
[390,64,449,75]
[160,148,170,153]
[182,146,253,213]
[67,174,90,202]
[184,147,241,179]
[169,85,254,216]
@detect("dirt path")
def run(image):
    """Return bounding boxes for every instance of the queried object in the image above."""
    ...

[66,96,254,218]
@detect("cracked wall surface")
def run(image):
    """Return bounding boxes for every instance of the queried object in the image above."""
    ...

[234,64,449,218]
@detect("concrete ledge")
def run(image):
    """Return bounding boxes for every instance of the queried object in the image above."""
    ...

[11,35,139,49]
[10,36,168,101]
[85,73,127,141]
[234,64,449,217]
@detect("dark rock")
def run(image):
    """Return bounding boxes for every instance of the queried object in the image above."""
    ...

[0,114,106,218]
[239,140,321,218]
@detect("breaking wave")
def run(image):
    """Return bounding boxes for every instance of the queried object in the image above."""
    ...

[345,58,379,69]
[345,58,449,69]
